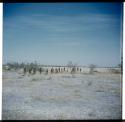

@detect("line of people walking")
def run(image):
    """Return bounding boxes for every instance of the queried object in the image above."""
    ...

[23,67,82,75]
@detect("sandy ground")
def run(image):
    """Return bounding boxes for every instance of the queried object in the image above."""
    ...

[2,70,122,120]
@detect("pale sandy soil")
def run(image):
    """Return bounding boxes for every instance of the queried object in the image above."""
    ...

[2,70,122,120]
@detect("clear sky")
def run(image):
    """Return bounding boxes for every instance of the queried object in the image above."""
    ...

[3,3,123,67]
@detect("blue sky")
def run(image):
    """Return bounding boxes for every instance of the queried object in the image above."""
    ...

[3,3,123,67]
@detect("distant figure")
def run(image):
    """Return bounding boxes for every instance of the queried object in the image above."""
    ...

[61,68,63,72]
[64,68,65,71]
[46,69,48,74]
[39,68,42,74]
[51,68,54,73]
[77,67,79,71]
[50,68,52,73]
[71,67,75,74]
[24,67,27,75]
[58,68,60,72]
[80,68,82,72]
[33,68,36,74]
[55,68,58,73]
[29,68,32,74]
[41,68,44,72]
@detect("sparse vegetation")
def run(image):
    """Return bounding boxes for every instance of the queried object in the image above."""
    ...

[2,66,121,120]
[109,68,121,74]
